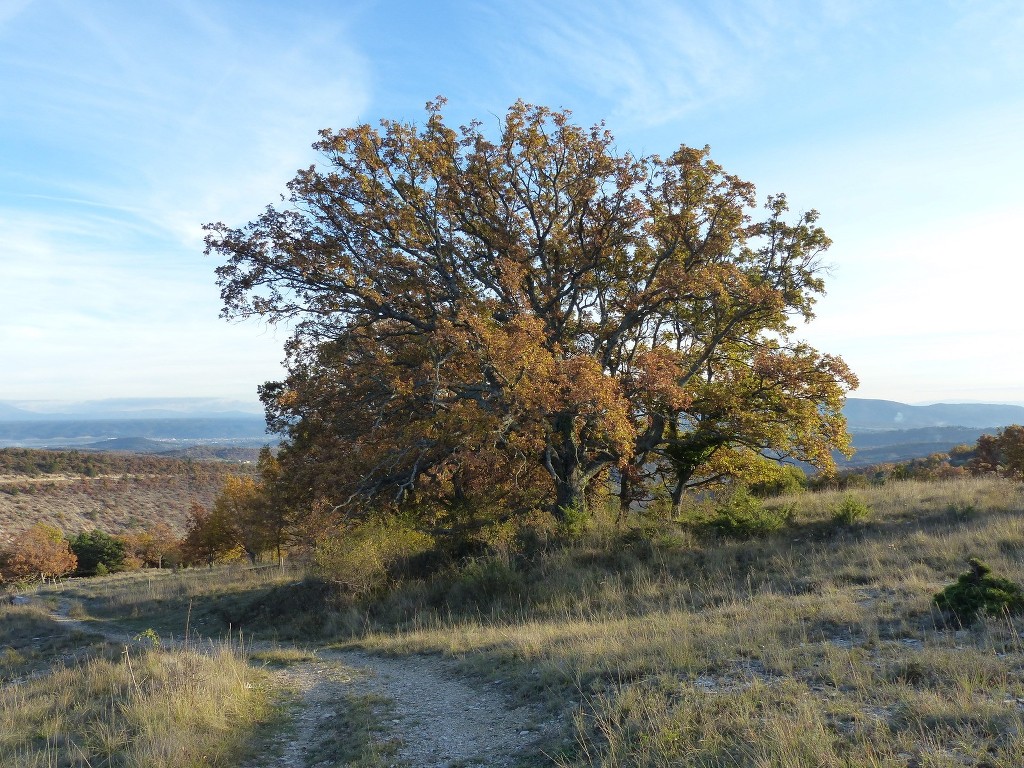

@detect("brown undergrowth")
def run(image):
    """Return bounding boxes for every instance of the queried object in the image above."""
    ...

[0,449,250,547]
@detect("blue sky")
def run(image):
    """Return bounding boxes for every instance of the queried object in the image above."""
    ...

[2,0,1022,406]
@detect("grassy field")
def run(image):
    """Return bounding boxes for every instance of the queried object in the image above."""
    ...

[0,602,282,767]
[342,476,1024,767]
[5,475,1024,766]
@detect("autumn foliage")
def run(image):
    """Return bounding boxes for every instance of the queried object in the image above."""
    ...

[206,99,857,535]
[0,523,77,582]
[969,425,1024,480]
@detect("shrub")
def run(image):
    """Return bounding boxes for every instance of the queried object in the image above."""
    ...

[314,518,434,595]
[934,558,1024,626]
[831,494,872,525]
[446,558,526,607]
[70,529,127,576]
[748,464,807,498]
[557,499,591,538]
[707,488,792,538]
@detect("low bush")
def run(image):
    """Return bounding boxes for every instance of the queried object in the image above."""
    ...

[314,517,434,595]
[831,494,872,525]
[707,488,792,538]
[934,557,1024,626]
[445,557,526,608]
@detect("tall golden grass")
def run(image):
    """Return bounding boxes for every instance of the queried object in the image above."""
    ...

[0,603,280,767]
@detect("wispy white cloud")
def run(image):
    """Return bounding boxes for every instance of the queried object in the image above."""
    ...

[0,1,369,400]
[480,0,878,128]
[2,0,1023,404]
[6,1,369,244]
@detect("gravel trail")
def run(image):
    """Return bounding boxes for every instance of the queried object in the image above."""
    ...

[257,647,550,768]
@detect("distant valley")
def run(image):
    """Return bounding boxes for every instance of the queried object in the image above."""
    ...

[0,398,270,451]
[1,397,1023,466]
[839,398,1024,467]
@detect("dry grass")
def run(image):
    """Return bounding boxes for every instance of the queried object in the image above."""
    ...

[0,593,282,768]
[28,475,1024,766]
[0,603,108,683]
[342,476,1024,767]
[43,565,306,638]
[0,639,278,767]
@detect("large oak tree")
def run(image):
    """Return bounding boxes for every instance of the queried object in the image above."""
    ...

[207,99,857,525]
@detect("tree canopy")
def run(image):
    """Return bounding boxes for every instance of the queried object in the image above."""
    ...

[969,425,1024,480]
[0,524,77,583]
[206,99,857,529]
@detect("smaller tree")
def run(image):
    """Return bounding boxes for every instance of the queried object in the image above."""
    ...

[212,474,269,564]
[1000,425,1024,479]
[180,462,294,566]
[70,529,127,576]
[968,426,1024,479]
[123,521,179,568]
[1,523,78,582]
[179,501,242,566]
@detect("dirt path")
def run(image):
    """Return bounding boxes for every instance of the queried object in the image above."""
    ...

[39,598,553,767]
[255,647,550,768]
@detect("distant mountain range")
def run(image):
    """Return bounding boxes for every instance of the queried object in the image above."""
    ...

[835,399,1024,467]
[0,397,263,421]
[843,399,1024,431]
[4,396,1021,429]
[1,397,1022,462]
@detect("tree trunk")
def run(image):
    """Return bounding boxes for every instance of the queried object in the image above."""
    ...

[553,466,589,521]
[618,472,632,522]
[546,414,592,524]
[670,479,687,517]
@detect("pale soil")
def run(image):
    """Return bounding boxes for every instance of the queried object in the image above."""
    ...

[255,649,552,768]
[40,598,554,768]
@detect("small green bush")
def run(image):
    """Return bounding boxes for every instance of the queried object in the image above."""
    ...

[748,464,807,498]
[557,500,591,538]
[446,558,526,607]
[708,488,792,538]
[831,494,871,525]
[934,558,1024,626]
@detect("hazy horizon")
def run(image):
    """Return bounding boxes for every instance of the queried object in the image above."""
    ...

[4,395,1024,416]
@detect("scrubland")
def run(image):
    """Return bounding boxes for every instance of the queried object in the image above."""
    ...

[320,476,1024,767]
[0,450,243,545]
[4,475,1024,767]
